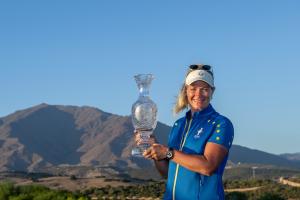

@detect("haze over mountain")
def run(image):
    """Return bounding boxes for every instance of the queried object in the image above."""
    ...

[0,104,299,174]
[280,153,300,162]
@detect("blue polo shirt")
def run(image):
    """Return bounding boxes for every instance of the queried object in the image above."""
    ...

[164,104,234,200]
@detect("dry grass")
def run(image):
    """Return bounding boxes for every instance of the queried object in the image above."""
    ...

[6,176,136,192]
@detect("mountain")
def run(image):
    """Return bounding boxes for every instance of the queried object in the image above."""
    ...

[280,153,300,162]
[229,145,300,169]
[0,104,168,174]
[0,103,299,177]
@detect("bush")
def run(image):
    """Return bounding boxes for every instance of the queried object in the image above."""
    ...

[70,175,77,180]
[257,193,285,200]
[0,182,14,200]
[226,192,247,200]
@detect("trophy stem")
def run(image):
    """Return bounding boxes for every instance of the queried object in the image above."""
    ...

[131,130,153,157]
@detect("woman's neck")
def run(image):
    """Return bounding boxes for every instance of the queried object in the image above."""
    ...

[190,105,210,116]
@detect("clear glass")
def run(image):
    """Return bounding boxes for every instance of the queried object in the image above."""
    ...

[131,74,157,157]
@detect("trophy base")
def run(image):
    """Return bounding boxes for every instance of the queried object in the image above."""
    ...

[131,144,151,157]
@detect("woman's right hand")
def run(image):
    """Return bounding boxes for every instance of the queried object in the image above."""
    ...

[143,143,168,161]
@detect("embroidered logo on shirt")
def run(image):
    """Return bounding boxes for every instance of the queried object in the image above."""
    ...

[194,128,203,139]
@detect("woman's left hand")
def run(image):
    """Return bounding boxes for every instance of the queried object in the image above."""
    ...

[143,144,168,161]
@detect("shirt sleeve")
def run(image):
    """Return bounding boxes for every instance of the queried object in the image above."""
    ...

[207,117,234,150]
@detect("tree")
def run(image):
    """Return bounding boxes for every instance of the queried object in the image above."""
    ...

[226,192,247,200]
[257,193,285,200]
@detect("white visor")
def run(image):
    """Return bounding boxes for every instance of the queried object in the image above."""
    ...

[185,69,214,87]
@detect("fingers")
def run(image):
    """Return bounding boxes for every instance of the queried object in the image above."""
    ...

[134,133,141,144]
[136,135,151,145]
[143,148,153,159]
[134,131,163,160]
[134,132,156,145]
[143,148,158,160]
[147,137,156,145]
[143,144,167,161]
[134,131,144,145]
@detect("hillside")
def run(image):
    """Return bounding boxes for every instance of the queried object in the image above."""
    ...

[0,103,299,179]
[229,145,300,169]
[280,153,300,161]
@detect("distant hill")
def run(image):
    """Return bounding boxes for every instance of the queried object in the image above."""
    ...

[0,104,299,178]
[280,153,300,162]
[229,145,300,169]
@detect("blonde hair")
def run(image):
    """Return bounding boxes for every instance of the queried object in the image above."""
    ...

[173,70,191,114]
[173,65,215,114]
[173,83,189,114]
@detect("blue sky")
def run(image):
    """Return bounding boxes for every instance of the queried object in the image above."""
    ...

[1,1,300,154]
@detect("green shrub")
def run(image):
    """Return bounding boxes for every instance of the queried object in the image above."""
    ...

[0,182,14,200]
[257,192,285,200]
[70,175,77,180]
[226,192,247,200]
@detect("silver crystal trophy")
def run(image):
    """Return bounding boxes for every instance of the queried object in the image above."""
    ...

[131,74,157,157]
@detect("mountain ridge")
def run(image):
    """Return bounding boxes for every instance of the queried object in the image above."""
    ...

[280,153,300,162]
[0,103,299,177]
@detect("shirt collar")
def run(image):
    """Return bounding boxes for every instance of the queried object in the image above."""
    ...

[186,104,216,119]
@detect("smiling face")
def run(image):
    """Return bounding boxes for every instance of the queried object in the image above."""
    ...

[186,80,213,113]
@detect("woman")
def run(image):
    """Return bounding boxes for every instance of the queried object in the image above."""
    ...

[136,64,234,200]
